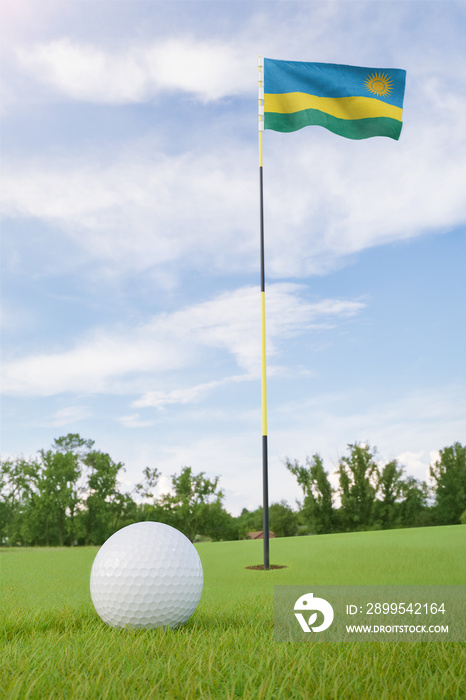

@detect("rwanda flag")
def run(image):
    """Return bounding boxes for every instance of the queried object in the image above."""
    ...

[264,59,406,140]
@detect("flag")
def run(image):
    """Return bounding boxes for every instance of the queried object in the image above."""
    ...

[263,59,406,140]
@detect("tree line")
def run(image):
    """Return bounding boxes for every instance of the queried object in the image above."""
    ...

[1,434,465,546]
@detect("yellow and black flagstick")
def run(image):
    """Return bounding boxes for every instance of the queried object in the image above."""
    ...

[258,56,269,570]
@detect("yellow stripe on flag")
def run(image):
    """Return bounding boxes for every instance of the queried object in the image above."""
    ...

[265,92,403,122]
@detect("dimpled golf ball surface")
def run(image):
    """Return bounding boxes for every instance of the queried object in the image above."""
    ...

[90,522,203,629]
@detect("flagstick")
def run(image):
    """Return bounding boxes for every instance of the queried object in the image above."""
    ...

[258,57,269,571]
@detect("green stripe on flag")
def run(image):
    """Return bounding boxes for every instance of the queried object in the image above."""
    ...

[264,109,403,140]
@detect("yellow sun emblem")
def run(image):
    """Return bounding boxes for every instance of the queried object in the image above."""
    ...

[364,72,394,98]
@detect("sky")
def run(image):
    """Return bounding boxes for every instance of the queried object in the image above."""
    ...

[1,0,465,515]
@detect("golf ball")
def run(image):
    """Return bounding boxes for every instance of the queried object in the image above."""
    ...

[90,521,203,629]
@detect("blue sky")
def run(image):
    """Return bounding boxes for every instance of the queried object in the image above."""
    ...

[1,0,465,514]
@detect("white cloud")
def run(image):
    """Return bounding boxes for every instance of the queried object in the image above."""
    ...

[3,6,464,281]
[16,36,252,103]
[117,414,155,429]
[133,375,247,410]
[3,84,466,281]
[0,325,190,396]
[262,102,466,275]
[396,451,428,477]
[1,284,365,397]
[1,146,258,275]
[41,405,92,428]
[12,3,455,109]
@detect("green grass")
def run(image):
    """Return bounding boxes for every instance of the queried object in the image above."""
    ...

[1,525,465,699]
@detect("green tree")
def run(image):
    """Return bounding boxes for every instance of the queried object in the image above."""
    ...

[39,434,94,546]
[399,476,430,527]
[338,443,378,531]
[269,500,298,537]
[84,451,126,544]
[236,507,263,538]
[110,492,139,532]
[430,443,466,524]
[0,458,41,545]
[286,454,335,534]
[155,467,223,541]
[132,466,161,521]
[0,461,10,544]
[135,467,161,502]
[374,460,404,528]
[200,500,241,541]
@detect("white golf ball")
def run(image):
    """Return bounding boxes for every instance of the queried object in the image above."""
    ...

[90,521,203,629]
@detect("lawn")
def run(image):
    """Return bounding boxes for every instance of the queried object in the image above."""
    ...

[1,525,465,699]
